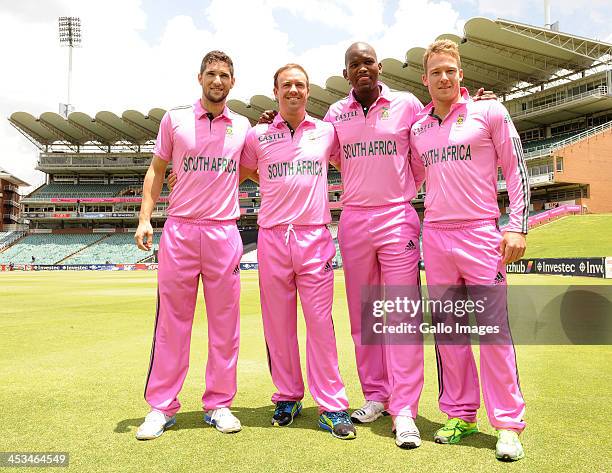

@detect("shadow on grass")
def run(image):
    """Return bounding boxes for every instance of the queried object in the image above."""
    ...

[115,405,325,434]
[362,414,497,449]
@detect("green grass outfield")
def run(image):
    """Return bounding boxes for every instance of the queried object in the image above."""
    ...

[1,271,611,473]
[525,214,612,258]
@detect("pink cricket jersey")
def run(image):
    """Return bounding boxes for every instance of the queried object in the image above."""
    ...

[241,113,335,228]
[324,82,424,207]
[409,88,529,233]
[154,100,251,221]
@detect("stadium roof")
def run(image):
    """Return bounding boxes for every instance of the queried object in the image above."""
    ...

[9,17,612,149]
[0,166,29,187]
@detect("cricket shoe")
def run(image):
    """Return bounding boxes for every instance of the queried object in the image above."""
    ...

[393,416,421,449]
[271,401,302,427]
[135,410,176,440]
[204,407,242,433]
[495,430,525,461]
[434,418,478,444]
[319,411,356,440]
[350,400,386,423]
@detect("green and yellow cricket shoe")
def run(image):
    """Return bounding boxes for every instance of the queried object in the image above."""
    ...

[318,411,356,440]
[434,418,478,444]
[271,401,302,427]
[495,430,525,461]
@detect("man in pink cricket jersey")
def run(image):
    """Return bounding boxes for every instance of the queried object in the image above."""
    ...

[409,39,528,461]
[241,64,356,440]
[256,43,493,449]
[323,42,425,449]
[134,51,253,440]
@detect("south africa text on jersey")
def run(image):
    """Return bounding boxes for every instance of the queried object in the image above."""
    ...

[420,144,472,167]
[343,140,398,159]
[182,156,237,173]
[268,160,324,179]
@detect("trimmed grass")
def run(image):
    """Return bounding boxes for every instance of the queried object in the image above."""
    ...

[525,214,612,258]
[1,271,611,472]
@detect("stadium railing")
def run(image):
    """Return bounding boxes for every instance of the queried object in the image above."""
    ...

[524,119,612,160]
[512,86,608,120]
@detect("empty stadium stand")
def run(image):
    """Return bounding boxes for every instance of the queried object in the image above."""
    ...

[522,130,583,155]
[0,231,25,250]
[239,180,258,192]
[62,233,160,264]
[28,183,169,199]
[0,233,105,264]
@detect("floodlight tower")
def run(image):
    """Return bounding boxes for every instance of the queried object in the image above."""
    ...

[58,16,81,117]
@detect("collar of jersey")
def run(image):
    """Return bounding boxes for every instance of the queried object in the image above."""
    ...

[419,87,470,119]
[271,112,317,130]
[347,81,391,109]
[193,99,232,121]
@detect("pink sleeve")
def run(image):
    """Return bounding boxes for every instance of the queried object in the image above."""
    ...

[409,146,425,192]
[489,102,530,233]
[329,128,341,169]
[324,109,341,169]
[408,96,426,191]
[154,112,173,161]
[323,108,333,123]
[240,128,259,170]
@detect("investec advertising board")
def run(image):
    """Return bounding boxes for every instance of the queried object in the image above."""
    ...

[506,258,608,278]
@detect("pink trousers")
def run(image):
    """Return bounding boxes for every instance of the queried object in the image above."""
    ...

[423,220,526,432]
[144,218,242,416]
[338,203,424,417]
[257,225,349,412]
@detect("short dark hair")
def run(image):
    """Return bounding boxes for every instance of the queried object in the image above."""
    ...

[200,50,234,77]
[273,63,309,88]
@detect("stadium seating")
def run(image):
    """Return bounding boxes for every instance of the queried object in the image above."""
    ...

[328,223,338,239]
[239,180,259,192]
[0,231,25,250]
[27,183,169,199]
[0,233,105,264]
[333,239,343,268]
[62,233,161,264]
[498,209,548,228]
[241,248,258,264]
[522,130,583,153]
[328,170,341,184]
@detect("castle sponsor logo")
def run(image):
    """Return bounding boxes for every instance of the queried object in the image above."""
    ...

[258,132,286,143]
[421,144,472,167]
[334,110,359,122]
[182,156,237,174]
[412,121,435,136]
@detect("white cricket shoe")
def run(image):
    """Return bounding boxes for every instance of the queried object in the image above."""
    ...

[394,416,421,449]
[136,410,176,440]
[204,407,242,433]
[496,430,525,461]
[350,400,386,423]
